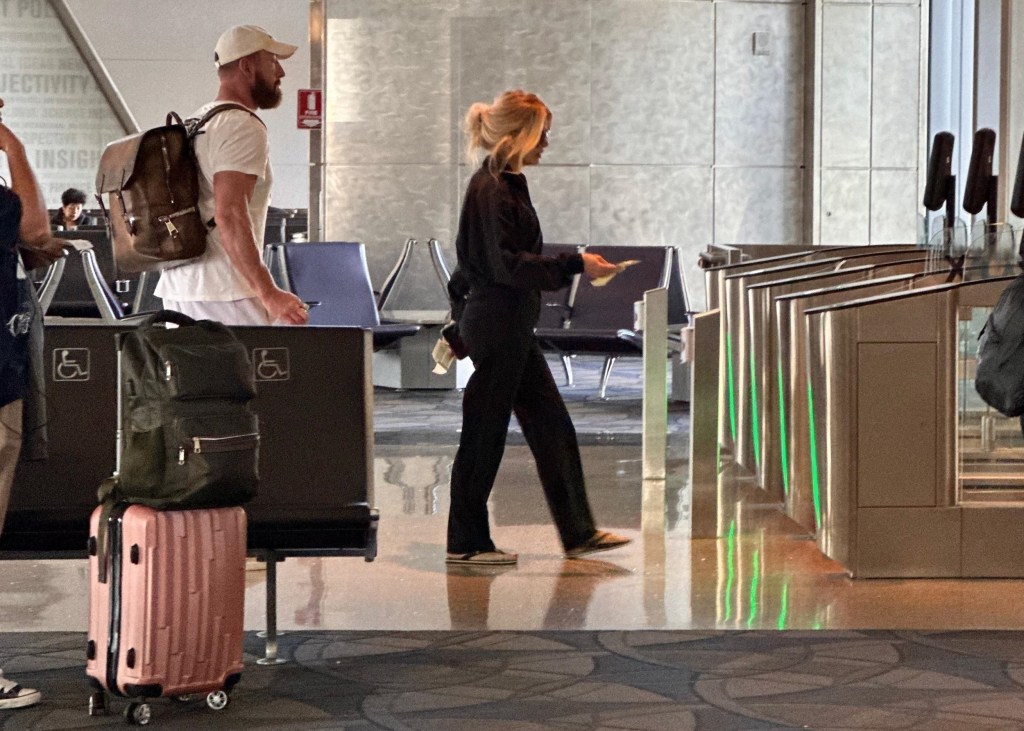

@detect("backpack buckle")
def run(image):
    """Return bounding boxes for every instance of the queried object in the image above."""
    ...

[158,216,180,239]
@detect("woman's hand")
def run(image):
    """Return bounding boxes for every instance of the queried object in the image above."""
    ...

[581,252,618,280]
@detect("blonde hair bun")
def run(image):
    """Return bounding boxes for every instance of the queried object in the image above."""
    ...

[465,102,489,132]
[463,90,549,175]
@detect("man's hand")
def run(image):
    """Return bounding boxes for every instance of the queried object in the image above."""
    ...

[581,252,618,280]
[261,287,309,325]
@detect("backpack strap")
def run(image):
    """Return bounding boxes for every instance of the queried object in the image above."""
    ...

[187,102,266,139]
[142,308,198,329]
[181,103,267,228]
[94,479,121,583]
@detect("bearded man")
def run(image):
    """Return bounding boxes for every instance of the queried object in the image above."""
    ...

[155,25,309,326]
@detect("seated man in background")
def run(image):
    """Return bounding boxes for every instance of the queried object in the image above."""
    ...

[50,187,93,230]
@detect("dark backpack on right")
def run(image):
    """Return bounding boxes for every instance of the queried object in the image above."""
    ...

[975,275,1024,416]
[94,103,259,273]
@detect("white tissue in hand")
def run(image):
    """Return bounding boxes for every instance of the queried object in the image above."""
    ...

[432,337,455,374]
[591,259,640,287]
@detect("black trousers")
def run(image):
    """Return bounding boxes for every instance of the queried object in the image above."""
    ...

[447,299,596,554]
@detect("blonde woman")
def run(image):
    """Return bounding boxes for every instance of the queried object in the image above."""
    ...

[446,90,631,566]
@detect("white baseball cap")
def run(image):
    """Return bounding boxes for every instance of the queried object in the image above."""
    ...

[214,25,297,68]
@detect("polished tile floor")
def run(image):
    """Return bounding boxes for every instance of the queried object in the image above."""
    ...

[10,628,1024,729]
[5,356,1024,637]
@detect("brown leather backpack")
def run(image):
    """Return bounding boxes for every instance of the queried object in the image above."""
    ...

[94,104,258,273]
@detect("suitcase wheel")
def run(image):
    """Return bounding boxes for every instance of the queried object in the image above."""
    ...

[206,690,229,711]
[124,701,152,725]
[88,691,107,716]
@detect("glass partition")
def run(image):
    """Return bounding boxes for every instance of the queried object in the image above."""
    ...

[954,225,1021,496]
[957,292,1024,499]
[922,220,971,273]
[961,223,1020,281]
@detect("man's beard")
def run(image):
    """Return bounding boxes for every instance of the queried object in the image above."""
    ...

[252,77,282,110]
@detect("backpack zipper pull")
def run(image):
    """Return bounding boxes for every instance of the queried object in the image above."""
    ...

[164,360,173,381]
[178,437,201,465]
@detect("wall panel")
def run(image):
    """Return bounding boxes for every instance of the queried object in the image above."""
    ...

[715,167,804,244]
[325,16,452,166]
[814,0,924,247]
[591,0,714,166]
[820,4,872,169]
[715,2,805,167]
[870,169,919,245]
[872,4,922,170]
[820,168,870,245]
[325,164,453,285]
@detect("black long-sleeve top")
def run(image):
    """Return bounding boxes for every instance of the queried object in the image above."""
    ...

[455,161,583,299]
[1,187,26,407]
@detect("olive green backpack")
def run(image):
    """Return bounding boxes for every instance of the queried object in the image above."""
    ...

[95,310,258,579]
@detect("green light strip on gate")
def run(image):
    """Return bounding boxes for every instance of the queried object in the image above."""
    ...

[747,549,760,629]
[777,361,790,496]
[807,378,822,531]
[777,582,789,630]
[724,519,736,622]
[726,333,737,442]
[750,351,761,467]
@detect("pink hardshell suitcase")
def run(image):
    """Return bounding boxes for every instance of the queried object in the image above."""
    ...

[86,503,246,722]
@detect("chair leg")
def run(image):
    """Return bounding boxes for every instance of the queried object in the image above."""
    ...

[599,356,617,399]
[561,355,574,387]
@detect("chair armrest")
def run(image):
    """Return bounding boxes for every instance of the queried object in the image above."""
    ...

[34,255,67,314]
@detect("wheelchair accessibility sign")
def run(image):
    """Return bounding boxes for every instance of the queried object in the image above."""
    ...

[52,348,90,382]
[254,348,290,381]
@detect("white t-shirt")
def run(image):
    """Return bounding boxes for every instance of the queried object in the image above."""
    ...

[155,102,272,302]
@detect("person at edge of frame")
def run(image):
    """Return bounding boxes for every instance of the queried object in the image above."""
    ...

[0,96,65,711]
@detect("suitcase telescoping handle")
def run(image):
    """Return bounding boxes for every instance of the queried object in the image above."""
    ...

[143,309,197,329]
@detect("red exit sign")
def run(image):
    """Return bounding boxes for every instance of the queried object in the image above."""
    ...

[297,88,322,129]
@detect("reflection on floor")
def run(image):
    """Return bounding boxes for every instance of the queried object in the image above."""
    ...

[11,442,1024,634]
[8,356,1024,726]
